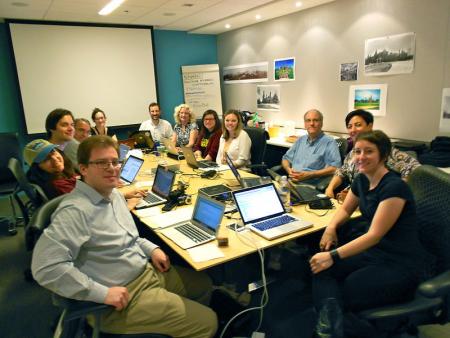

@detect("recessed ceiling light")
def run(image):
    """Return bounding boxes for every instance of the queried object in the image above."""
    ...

[99,0,125,16]
[163,12,176,16]
[225,24,231,29]
[11,2,29,7]
[295,1,303,7]
[255,14,262,20]
[182,3,194,7]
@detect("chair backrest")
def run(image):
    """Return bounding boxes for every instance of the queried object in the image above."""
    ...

[408,165,450,275]
[25,194,66,251]
[334,137,348,163]
[243,127,269,166]
[0,132,21,185]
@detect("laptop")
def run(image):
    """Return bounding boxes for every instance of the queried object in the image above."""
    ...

[159,194,226,249]
[287,180,330,205]
[225,153,264,188]
[161,138,185,159]
[181,146,219,169]
[232,183,313,240]
[136,165,176,208]
[119,154,144,185]
[130,130,155,150]
[119,143,131,161]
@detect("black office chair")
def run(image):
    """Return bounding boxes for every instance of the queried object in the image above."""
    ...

[357,165,450,337]
[8,157,48,233]
[28,196,171,338]
[0,132,21,235]
[243,127,270,176]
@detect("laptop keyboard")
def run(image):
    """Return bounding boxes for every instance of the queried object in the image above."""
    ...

[175,223,212,242]
[144,193,164,204]
[253,214,296,231]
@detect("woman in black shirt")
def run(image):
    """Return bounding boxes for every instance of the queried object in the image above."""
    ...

[309,130,423,337]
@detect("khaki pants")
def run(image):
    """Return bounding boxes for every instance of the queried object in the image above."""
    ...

[98,264,217,338]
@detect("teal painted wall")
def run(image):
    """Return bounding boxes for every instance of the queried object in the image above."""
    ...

[153,29,217,124]
[0,24,217,142]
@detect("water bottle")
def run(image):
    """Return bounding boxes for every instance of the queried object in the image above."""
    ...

[278,175,292,212]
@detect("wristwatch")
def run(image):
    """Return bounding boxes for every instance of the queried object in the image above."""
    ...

[330,249,341,263]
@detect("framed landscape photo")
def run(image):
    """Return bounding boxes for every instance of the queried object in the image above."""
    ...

[348,84,387,116]
[257,85,280,111]
[340,62,358,81]
[439,88,450,132]
[364,32,415,76]
[274,57,295,81]
[223,62,268,84]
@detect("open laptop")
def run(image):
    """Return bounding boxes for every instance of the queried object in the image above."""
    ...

[225,153,264,188]
[130,130,155,150]
[161,138,185,160]
[232,183,313,240]
[181,146,219,168]
[288,180,330,205]
[119,143,131,161]
[136,165,176,208]
[119,154,144,185]
[159,194,225,249]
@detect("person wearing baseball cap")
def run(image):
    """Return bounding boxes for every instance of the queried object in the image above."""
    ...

[24,139,77,199]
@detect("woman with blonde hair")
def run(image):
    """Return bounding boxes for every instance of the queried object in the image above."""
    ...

[172,104,198,150]
[216,110,251,169]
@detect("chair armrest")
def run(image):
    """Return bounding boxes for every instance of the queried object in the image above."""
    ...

[52,295,110,322]
[418,270,450,298]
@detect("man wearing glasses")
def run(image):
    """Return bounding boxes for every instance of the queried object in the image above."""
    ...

[281,109,341,185]
[31,135,217,337]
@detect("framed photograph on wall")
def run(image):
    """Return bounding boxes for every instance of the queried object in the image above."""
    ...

[348,84,387,116]
[340,62,358,81]
[223,62,268,84]
[274,57,295,81]
[257,85,280,111]
[364,32,415,76]
[439,88,450,132]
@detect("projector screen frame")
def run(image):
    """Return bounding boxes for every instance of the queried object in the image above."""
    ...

[5,19,159,135]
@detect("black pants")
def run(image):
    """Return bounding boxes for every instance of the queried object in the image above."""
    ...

[312,253,417,312]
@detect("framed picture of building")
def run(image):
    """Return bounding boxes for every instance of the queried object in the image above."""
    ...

[348,84,387,116]
[257,85,280,111]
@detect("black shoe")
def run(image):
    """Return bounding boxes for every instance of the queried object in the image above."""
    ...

[315,298,343,338]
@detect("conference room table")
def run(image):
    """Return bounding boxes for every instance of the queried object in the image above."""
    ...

[126,153,342,271]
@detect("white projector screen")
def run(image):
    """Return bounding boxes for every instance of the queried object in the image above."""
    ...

[8,22,158,134]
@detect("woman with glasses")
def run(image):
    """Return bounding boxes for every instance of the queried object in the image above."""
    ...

[216,110,251,170]
[193,109,222,161]
[172,104,198,151]
[91,108,117,140]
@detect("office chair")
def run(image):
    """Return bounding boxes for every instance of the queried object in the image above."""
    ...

[0,132,21,235]
[8,157,48,234]
[28,196,171,338]
[243,127,270,176]
[357,165,450,337]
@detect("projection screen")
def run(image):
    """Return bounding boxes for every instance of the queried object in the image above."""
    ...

[8,21,157,134]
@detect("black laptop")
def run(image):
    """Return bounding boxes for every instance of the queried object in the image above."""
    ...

[225,153,264,188]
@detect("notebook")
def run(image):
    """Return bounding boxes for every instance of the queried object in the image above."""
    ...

[287,180,329,204]
[225,152,264,188]
[232,183,313,240]
[136,165,176,209]
[119,143,131,161]
[159,194,225,249]
[119,155,144,185]
[181,146,218,169]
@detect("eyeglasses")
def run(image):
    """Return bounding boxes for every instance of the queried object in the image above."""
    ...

[88,159,122,169]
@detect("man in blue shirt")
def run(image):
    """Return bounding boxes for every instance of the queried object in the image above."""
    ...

[281,109,341,184]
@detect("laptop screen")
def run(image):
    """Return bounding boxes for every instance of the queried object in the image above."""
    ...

[192,195,224,232]
[120,155,144,183]
[225,152,242,184]
[152,166,175,198]
[119,143,130,161]
[233,184,285,224]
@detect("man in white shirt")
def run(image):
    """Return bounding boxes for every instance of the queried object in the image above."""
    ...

[139,102,173,142]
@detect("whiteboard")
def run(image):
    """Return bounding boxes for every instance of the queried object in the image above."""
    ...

[182,64,223,117]
[8,22,157,134]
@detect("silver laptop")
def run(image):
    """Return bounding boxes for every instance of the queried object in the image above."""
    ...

[181,146,219,169]
[232,183,313,240]
[119,154,144,185]
[161,138,183,157]
[159,194,225,249]
[136,165,176,209]
[119,143,131,161]
[225,152,264,188]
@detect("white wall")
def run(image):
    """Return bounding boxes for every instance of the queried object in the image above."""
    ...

[217,0,450,142]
